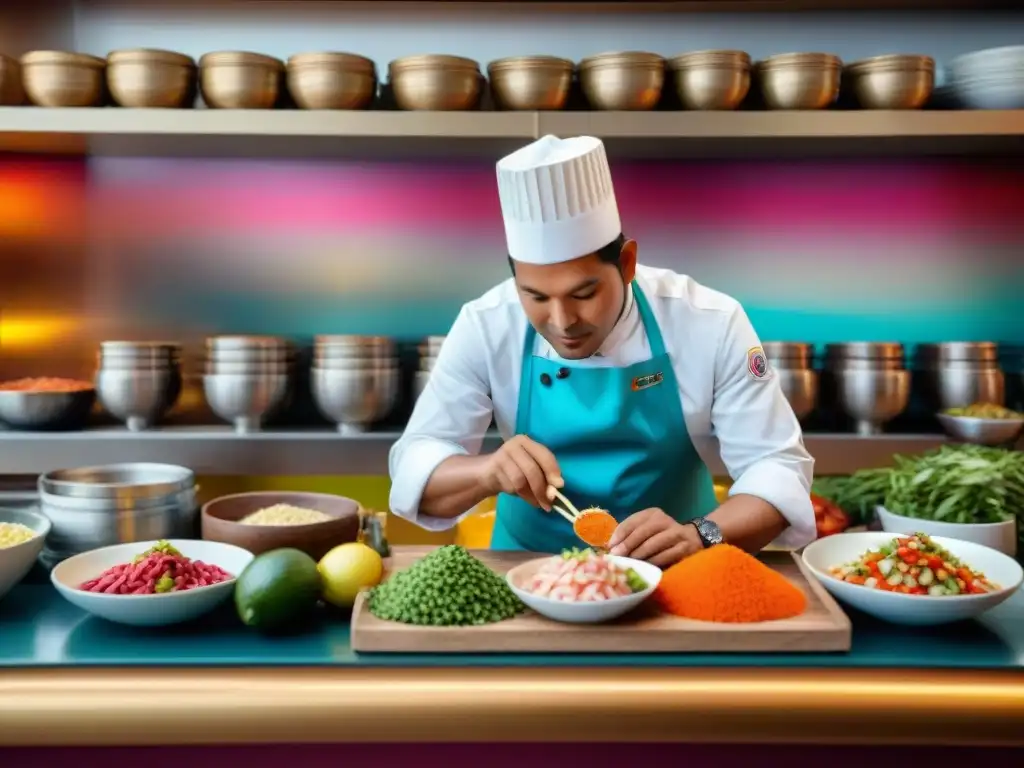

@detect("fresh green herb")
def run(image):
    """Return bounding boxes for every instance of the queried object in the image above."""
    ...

[368,545,524,626]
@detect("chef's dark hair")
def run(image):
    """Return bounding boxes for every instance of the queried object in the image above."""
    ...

[508,233,627,274]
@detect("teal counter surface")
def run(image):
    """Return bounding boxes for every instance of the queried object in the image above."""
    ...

[2,571,1022,668]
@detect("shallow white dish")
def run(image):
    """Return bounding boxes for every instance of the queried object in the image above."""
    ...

[876,505,1017,557]
[0,507,50,601]
[51,539,254,627]
[506,554,661,624]
[802,531,1022,626]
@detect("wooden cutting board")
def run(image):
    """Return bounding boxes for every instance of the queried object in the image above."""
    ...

[351,547,852,654]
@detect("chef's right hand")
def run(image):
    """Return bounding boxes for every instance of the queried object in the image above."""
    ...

[481,435,563,510]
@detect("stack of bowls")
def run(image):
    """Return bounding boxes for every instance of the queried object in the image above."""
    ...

[762,342,818,421]
[667,50,751,110]
[823,343,910,435]
[844,54,934,109]
[578,51,665,110]
[487,56,573,110]
[756,52,842,110]
[20,50,106,107]
[96,341,183,431]
[947,46,1024,110]
[199,51,283,109]
[311,336,399,434]
[388,54,482,111]
[38,463,197,567]
[203,336,292,433]
[106,48,196,108]
[415,336,446,401]
[912,342,1005,412]
[286,51,377,109]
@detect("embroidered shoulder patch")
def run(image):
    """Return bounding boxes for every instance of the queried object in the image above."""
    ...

[746,346,772,381]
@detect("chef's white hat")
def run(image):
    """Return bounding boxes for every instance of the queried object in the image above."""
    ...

[496,135,621,265]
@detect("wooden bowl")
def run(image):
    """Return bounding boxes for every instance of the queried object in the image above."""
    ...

[20,50,105,107]
[201,491,361,560]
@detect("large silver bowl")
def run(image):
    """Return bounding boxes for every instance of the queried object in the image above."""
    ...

[937,413,1024,447]
[0,389,96,431]
[311,364,398,434]
[203,372,290,433]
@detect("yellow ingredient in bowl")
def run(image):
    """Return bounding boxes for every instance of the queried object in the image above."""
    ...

[238,504,332,526]
[0,522,38,549]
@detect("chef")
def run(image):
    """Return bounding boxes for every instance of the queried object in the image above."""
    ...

[388,135,815,566]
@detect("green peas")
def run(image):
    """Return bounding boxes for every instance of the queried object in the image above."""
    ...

[367,544,525,626]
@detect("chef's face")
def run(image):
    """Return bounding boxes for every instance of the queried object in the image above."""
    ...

[512,239,638,360]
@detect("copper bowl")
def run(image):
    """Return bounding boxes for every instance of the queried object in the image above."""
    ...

[487,55,573,110]
[201,491,361,561]
[286,51,377,110]
[668,49,751,110]
[388,54,481,111]
[844,54,934,109]
[578,51,665,111]
[757,52,842,110]
[0,55,24,105]
[107,48,195,108]
[20,50,105,107]
[199,51,283,109]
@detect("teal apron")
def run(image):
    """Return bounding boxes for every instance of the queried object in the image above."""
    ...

[491,281,719,552]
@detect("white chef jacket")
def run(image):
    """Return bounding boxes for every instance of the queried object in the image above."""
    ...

[388,264,816,549]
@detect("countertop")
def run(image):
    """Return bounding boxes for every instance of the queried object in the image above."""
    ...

[1,564,1023,746]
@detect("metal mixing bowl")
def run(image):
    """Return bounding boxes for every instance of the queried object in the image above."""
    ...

[37,463,197,565]
[578,51,665,110]
[0,389,96,431]
[836,369,911,435]
[311,364,399,434]
[389,54,481,111]
[936,413,1024,446]
[487,55,573,110]
[668,50,750,110]
[844,54,934,109]
[96,367,181,431]
[757,52,841,110]
[776,369,819,421]
[203,373,290,433]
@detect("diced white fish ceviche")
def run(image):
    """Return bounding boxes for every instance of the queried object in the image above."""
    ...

[523,548,648,603]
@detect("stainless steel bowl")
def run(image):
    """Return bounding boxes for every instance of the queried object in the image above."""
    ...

[205,349,293,365]
[920,366,1005,411]
[96,367,181,431]
[204,360,293,375]
[206,335,291,353]
[762,341,814,370]
[38,462,197,565]
[99,341,181,366]
[836,369,911,435]
[203,372,290,433]
[311,365,399,434]
[0,389,96,431]
[776,369,819,421]
[936,413,1024,447]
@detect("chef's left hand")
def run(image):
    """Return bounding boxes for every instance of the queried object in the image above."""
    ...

[608,508,702,568]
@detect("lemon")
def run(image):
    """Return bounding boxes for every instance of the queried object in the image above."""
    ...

[318,542,384,608]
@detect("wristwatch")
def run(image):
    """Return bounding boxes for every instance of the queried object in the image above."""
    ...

[690,517,724,548]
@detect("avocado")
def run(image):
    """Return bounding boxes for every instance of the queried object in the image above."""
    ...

[234,548,322,631]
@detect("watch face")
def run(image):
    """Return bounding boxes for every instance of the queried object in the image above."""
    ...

[695,518,724,547]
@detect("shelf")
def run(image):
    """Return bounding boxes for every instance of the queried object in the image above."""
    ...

[0,427,962,477]
[0,108,1022,159]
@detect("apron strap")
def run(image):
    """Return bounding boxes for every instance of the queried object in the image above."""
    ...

[631,281,666,358]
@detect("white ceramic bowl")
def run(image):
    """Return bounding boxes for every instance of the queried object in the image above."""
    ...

[0,508,50,601]
[802,531,1022,626]
[506,554,661,624]
[876,505,1017,557]
[51,539,254,626]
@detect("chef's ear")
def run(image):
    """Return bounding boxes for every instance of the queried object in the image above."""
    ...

[618,239,638,283]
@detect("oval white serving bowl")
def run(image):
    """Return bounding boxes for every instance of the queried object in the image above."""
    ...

[876,505,1017,557]
[506,554,661,624]
[802,531,1022,626]
[51,538,254,627]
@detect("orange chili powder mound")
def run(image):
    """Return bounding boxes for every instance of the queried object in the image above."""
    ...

[573,509,617,548]
[654,543,807,623]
